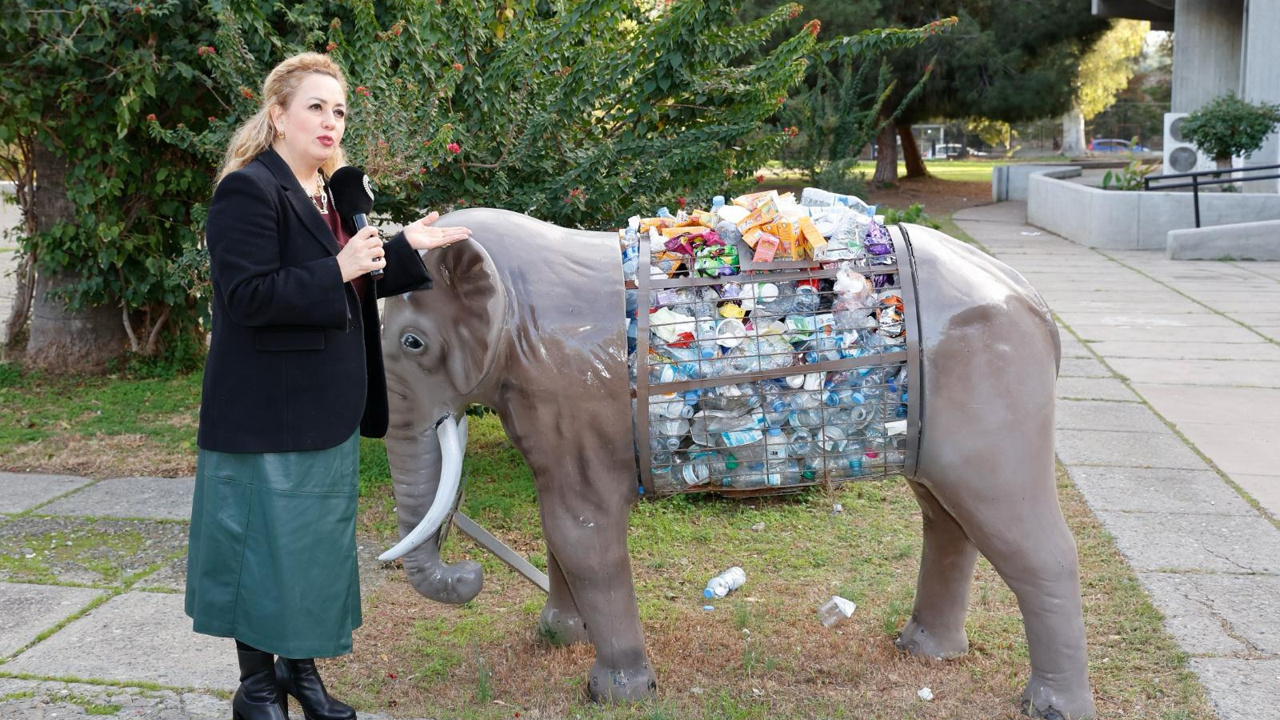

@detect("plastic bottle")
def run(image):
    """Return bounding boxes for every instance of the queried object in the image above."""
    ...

[676,451,715,487]
[787,428,813,456]
[703,566,746,599]
[793,283,821,314]
[757,333,796,370]
[650,417,688,452]
[761,383,792,429]
[622,217,641,281]
[714,219,743,246]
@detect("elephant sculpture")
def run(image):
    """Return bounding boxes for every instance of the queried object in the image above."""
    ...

[379,207,1095,720]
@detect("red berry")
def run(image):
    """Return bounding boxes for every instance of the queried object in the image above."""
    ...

[146,113,157,122]
[447,142,461,154]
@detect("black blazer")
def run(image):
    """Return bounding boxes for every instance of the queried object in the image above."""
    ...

[198,147,432,454]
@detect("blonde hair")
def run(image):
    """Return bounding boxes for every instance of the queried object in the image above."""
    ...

[216,52,349,183]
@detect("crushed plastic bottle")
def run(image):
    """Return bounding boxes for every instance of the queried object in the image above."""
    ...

[817,595,857,627]
[704,566,747,599]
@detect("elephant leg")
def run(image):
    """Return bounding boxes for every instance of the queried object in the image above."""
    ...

[896,478,978,659]
[926,470,1095,720]
[534,474,654,703]
[537,549,590,646]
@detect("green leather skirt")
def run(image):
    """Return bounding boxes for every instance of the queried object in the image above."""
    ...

[185,431,362,658]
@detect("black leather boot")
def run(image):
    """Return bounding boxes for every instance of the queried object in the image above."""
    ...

[276,657,356,720]
[232,643,288,720]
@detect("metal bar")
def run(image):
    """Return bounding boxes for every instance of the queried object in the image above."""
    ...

[893,224,924,478]
[635,228,654,493]
[1193,174,1201,229]
[453,512,550,594]
[1141,170,1280,188]
[646,263,900,289]
[647,350,907,395]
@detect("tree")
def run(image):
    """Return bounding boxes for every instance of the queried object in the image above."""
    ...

[0,0,848,372]
[0,2,220,371]
[745,0,1109,183]
[1060,19,1148,157]
[1180,93,1280,170]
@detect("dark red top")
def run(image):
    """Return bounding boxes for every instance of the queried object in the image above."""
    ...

[316,188,369,300]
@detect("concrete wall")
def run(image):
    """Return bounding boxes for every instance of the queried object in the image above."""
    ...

[992,164,1080,202]
[1242,0,1280,194]
[1172,0,1243,113]
[1025,169,1280,250]
[1167,219,1280,259]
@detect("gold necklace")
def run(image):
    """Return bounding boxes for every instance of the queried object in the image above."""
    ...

[305,174,328,214]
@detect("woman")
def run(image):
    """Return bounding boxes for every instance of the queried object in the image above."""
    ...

[185,52,471,720]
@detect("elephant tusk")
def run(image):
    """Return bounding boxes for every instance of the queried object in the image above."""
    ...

[378,414,468,562]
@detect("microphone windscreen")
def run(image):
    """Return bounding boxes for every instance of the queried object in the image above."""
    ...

[329,166,374,217]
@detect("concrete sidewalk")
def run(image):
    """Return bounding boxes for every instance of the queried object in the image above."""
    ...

[954,202,1280,720]
[0,473,419,720]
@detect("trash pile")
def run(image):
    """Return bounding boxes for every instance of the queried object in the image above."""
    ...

[621,187,912,496]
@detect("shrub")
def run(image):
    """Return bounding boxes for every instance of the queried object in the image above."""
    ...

[1180,92,1280,168]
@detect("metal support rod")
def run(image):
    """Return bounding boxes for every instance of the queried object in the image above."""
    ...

[453,512,550,594]
[1193,174,1201,228]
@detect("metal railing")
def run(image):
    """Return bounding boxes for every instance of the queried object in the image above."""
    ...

[1144,163,1280,228]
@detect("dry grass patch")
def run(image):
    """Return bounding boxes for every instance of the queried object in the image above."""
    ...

[1,431,195,479]
[338,433,1216,720]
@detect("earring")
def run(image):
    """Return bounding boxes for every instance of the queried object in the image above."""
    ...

[276,128,285,140]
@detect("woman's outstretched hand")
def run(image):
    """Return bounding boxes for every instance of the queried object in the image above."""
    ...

[404,211,473,251]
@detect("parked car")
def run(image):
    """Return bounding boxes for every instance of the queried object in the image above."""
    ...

[1089,138,1148,153]
[934,143,965,158]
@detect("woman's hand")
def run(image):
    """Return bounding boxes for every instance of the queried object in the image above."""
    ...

[403,211,473,251]
[335,225,386,282]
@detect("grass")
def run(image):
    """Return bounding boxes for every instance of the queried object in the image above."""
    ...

[328,411,1216,720]
[0,363,200,477]
[0,368,1217,719]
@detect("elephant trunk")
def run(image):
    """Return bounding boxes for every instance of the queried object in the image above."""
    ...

[383,414,483,604]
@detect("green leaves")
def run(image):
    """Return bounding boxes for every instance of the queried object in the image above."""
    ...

[1181,92,1280,163]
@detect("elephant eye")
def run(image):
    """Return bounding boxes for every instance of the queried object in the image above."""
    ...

[401,333,426,352]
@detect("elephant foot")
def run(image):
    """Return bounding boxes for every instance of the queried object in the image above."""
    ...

[537,604,590,647]
[895,616,969,660]
[587,656,657,703]
[1020,675,1096,720]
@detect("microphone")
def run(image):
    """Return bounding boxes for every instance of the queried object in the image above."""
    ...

[328,166,381,279]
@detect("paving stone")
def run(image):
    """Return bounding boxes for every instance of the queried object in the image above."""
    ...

[0,678,426,720]
[1175,422,1280,477]
[0,679,229,720]
[0,473,93,514]
[1057,333,1092,359]
[1055,376,1140,402]
[1055,399,1168,433]
[1139,572,1280,656]
[1055,429,1206,469]
[1086,340,1280,361]
[0,516,188,587]
[1187,658,1280,720]
[1131,385,1280,426]
[1106,357,1280,388]
[131,553,186,593]
[0,583,105,657]
[1067,467,1256,516]
[1073,325,1266,344]
[1094,510,1280,573]
[4,591,238,690]
[37,476,194,521]
[1232,474,1280,522]
[1056,311,1240,329]
[1058,356,1113,378]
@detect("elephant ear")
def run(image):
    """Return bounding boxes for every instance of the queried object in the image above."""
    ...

[429,240,506,396]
